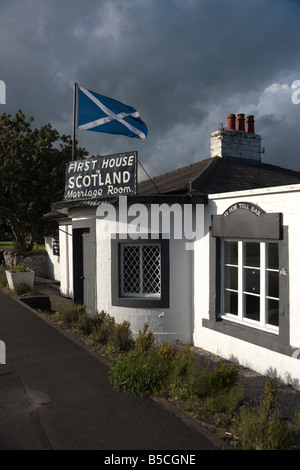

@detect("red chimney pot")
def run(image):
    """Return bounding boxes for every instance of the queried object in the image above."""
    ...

[236,113,245,132]
[246,115,255,134]
[227,114,236,130]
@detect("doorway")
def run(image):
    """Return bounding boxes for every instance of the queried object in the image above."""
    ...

[73,227,95,312]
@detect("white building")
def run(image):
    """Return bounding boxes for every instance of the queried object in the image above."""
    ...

[47,113,300,390]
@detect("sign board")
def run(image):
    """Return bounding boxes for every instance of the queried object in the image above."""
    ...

[222,202,264,218]
[64,151,137,200]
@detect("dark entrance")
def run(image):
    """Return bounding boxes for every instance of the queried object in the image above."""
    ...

[73,228,93,309]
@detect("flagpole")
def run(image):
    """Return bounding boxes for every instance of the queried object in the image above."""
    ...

[72,82,77,161]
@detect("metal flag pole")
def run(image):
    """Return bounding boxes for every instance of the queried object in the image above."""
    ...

[72,82,78,161]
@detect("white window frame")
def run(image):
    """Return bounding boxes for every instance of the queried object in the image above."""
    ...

[220,238,279,334]
[120,243,161,299]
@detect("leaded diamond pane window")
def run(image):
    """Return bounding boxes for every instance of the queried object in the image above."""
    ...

[121,244,161,297]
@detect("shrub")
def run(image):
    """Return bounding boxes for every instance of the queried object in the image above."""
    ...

[57,304,86,325]
[208,362,239,396]
[10,263,29,273]
[135,324,154,351]
[0,271,8,287]
[108,320,133,352]
[74,311,94,335]
[90,314,116,345]
[92,310,106,329]
[238,378,290,450]
[109,349,171,396]
[158,342,176,360]
[167,345,207,401]
[14,281,33,295]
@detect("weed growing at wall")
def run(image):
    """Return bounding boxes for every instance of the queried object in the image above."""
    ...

[237,378,295,450]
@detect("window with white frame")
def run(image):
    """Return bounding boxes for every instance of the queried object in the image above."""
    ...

[221,240,279,331]
[120,243,161,297]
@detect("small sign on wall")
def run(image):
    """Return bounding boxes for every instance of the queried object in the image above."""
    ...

[211,201,282,240]
[53,237,60,256]
[64,151,137,200]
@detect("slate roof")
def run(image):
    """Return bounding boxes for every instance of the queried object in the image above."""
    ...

[137,156,300,196]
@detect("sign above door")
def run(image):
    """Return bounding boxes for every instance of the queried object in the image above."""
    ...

[64,151,137,200]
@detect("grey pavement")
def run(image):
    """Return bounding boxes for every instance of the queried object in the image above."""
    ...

[0,287,225,451]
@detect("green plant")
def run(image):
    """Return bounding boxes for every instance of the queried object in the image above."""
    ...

[205,384,245,413]
[13,281,33,295]
[135,324,155,351]
[208,362,239,396]
[90,314,116,344]
[108,320,133,352]
[56,304,87,325]
[92,310,107,329]
[10,263,29,273]
[158,342,176,360]
[238,378,290,450]
[109,349,171,396]
[74,311,93,335]
[0,270,7,287]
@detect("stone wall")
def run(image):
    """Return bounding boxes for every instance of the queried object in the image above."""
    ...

[3,250,47,277]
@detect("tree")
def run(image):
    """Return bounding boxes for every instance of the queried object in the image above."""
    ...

[0,110,87,251]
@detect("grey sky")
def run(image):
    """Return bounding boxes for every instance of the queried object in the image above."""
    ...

[1,0,300,180]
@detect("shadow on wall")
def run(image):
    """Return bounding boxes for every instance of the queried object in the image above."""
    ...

[44,236,60,282]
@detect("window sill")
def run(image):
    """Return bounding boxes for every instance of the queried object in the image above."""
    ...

[112,296,169,309]
[220,314,279,335]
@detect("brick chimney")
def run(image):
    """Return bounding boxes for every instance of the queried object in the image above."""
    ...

[211,113,262,161]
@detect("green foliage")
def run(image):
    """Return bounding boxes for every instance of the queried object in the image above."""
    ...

[10,263,29,273]
[0,268,7,287]
[108,349,171,397]
[108,340,243,412]
[158,342,176,360]
[0,110,88,250]
[108,320,134,352]
[238,378,290,449]
[134,323,155,351]
[73,311,94,335]
[56,304,87,325]
[13,281,33,295]
[90,314,116,345]
[208,362,239,396]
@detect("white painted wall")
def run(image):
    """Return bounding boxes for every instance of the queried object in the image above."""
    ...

[194,184,300,389]
[45,236,61,282]
[58,222,73,298]
[210,129,262,161]
[95,201,205,344]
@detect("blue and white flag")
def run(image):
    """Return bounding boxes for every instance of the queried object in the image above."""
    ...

[77,87,148,140]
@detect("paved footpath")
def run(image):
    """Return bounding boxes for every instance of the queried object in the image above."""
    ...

[0,288,226,452]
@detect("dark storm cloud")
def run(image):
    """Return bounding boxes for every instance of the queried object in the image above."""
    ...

[1,0,300,178]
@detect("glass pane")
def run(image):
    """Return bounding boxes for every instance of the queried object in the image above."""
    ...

[224,241,238,265]
[244,242,260,267]
[267,299,279,326]
[244,268,260,294]
[224,290,238,315]
[244,294,260,321]
[122,245,141,293]
[224,266,238,290]
[267,271,279,298]
[142,245,161,294]
[267,243,279,269]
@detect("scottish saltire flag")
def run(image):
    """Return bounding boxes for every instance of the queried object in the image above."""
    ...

[77,87,148,140]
